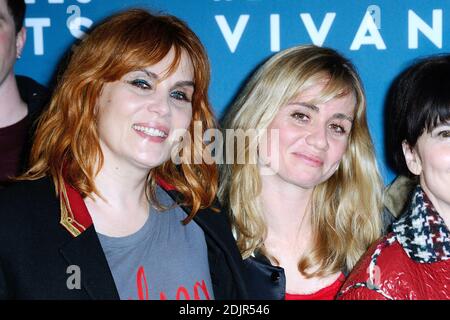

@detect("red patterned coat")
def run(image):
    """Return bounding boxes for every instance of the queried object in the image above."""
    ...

[338,185,450,300]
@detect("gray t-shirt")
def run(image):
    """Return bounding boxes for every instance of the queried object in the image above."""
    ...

[97,186,214,300]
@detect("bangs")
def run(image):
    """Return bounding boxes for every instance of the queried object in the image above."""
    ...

[257,47,361,119]
[122,43,183,81]
[285,71,356,108]
[422,79,450,131]
[92,11,187,83]
[411,66,450,133]
[424,101,450,132]
[306,74,355,106]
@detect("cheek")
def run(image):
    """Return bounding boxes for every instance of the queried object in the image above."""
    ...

[420,148,450,200]
[277,126,304,150]
[423,148,450,173]
[98,92,138,121]
[0,33,14,57]
[262,127,294,161]
[173,108,192,131]
[96,103,133,140]
[96,112,120,144]
[97,104,117,130]
[328,139,349,162]
[0,31,12,44]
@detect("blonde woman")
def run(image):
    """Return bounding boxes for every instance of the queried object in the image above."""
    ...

[219,45,385,300]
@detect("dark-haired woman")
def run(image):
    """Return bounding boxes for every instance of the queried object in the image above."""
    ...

[338,55,450,300]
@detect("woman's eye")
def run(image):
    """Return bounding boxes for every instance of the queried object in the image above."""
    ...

[329,123,346,135]
[128,79,151,90]
[438,130,450,138]
[291,112,309,122]
[170,90,191,102]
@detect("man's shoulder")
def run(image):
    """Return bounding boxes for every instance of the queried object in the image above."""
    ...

[1,175,53,195]
[16,75,47,96]
[0,177,63,255]
[15,75,49,116]
[0,176,57,219]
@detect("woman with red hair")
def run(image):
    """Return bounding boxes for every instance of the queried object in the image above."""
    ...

[0,9,246,300]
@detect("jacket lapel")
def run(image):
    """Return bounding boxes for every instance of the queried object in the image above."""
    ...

[60,226,120,300]
[58,180,120,299]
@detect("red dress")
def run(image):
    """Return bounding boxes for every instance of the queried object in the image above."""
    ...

[285,273,345,300]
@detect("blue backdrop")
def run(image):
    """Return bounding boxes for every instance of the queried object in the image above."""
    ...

[17,0,450,184]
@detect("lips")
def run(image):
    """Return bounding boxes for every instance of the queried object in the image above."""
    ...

[132,123,169,142]
[292,152,324,167]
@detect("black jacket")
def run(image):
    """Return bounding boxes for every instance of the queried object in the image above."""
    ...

[0,177,247,300]
[16,75,48,124]
[16,75,49,172]
[243,253,286,300]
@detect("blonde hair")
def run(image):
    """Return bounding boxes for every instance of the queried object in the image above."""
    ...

[219,45,383,277]
[22,9,218,223]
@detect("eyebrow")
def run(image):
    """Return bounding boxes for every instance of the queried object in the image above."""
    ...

[136,69,158,80]
[293,102,354,123]
[135,69,194,88]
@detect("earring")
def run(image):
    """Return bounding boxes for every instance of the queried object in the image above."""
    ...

[17,54,22,59]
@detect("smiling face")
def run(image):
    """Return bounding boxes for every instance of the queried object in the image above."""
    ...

[403,120,450,219]
[96,48,194,172]
[260,83,356,190]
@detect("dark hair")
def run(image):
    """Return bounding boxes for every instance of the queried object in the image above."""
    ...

[389,55,450,175]
[6,0,25,33]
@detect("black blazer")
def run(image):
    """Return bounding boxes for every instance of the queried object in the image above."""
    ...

[16,75,49,173]
[0,177,247,300]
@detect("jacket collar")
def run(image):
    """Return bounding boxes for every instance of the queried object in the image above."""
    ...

[60,182,93,237]
[58,179,247,299]
[59,178,175,237]
[59,227,120,300]
[58,182,119,299]
[57,179,182,299]
[392,185,450,263]
[57,179,180,299]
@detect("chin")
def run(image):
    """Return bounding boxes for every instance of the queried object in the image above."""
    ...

[283,175,320,189]
[134,156,170,170]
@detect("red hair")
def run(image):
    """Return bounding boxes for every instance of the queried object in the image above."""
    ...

[24,9,218,222]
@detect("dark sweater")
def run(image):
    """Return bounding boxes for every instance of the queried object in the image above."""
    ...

[0,76,48,187]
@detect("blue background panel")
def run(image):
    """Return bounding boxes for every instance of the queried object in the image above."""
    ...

[17,0,450,184]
